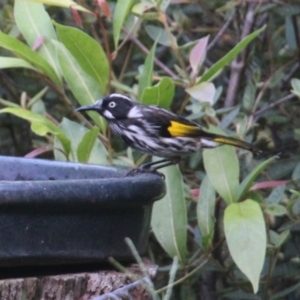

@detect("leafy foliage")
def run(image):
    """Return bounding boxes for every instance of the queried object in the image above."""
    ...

[0,0,300,298]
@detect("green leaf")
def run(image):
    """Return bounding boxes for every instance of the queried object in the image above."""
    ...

[189,35,209,75]
[28,86,49,109]
[289,196,300,216]
[224,199,266,293]
[291,78,300,92]
[219,106,240,130]
[203,127,239,204]
[135,12,159,20]
[0,32,61,86]
[265,204,287,216]
[132,1,155,16]
[128,3,158,19]
[242,80,256,111]
[238,156,277,201]
[30,101,46,115]
[0,57,37,71]
[291,78,300,97]
[31,99,46,115]
[151,163,187,264]
[197,176,216,249]
[28,0,91,13]
[113,0,134,49]
[285,16,297,50]
[141,77,175,108]
[185,82,216,105]
[157,0,171,12]
[271,282,300,300]
[0,107,71,155]
[0,98,21,108]
[138,42,157,99]
[54,22,109,94]
[57,118,87,161]
[268,230,289,249]
[145,25,175,46]
[31,121,51,135]
[290,189,300,197]
[246,190,265,204]
[86,136,108,164]
[292,161,300,180]
[14,0,61,79]
[267,185,286,204]
[0,107,43,124]
[77,126,100,163]
[54,41,105,131]
[54,118,107,164]
[199,25,266,83]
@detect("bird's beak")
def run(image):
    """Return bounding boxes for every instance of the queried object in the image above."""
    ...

[76,99,103,113]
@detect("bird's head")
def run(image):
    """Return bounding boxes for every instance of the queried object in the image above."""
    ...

[76,94,141,120]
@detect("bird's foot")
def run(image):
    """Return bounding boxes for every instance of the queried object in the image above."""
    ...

[125,167,165,179]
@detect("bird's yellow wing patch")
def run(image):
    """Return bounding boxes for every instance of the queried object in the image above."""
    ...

[168,121,202,137]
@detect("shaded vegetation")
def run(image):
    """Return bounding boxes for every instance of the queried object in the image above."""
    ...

[0,0,300,299]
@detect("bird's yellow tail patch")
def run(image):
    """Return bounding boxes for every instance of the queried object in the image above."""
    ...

[211,136,259,152]
[213,137,244,147]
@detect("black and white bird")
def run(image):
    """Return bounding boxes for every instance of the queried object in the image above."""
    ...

[76,93,261,170]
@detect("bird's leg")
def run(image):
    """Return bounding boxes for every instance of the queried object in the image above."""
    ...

[141,157,180,170]
[125,166,164,178]
[125,157,180,177]
[140,159,172,170]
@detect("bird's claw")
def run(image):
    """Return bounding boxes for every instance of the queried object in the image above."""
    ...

[125,167,165,179]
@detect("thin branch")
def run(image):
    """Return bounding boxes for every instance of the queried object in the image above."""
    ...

[94,12,112,93]
[207,10,236,51]
[280,61,299,89]
[224,3,258,108]
[254,94,296,117]
[247,76,271,129]
[159,11,190,80]
[156,258,208,294]
[164,256,179,300]
[123,28,178,79]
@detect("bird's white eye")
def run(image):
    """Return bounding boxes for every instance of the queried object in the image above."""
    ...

[108,101,116,108]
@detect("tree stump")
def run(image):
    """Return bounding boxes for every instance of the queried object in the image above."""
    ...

[0,262,158,300]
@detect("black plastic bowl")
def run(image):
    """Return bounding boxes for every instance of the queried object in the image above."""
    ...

[0,156,165,267]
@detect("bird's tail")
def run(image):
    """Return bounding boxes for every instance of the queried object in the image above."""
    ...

[201,132,262,154]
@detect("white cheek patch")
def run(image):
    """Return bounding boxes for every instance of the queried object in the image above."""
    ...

[127,106,142,118]
[103,110,115,119]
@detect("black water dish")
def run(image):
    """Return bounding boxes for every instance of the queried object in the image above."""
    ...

[0,156,165,269]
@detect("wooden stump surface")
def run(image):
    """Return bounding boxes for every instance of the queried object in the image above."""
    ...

[0,262,158,300]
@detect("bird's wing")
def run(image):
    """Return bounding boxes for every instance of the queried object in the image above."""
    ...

[144,106,203,138]
[141,105,261,153]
